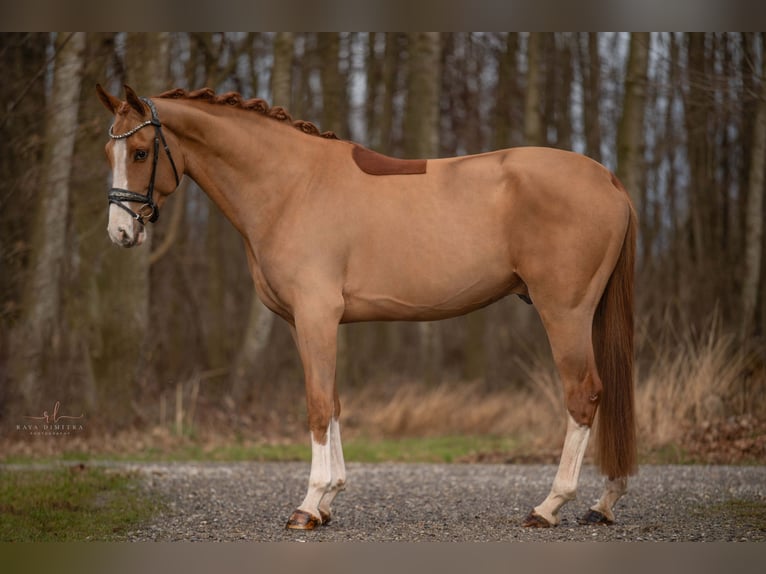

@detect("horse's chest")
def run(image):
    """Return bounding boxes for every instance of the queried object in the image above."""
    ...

[246,253,295,321]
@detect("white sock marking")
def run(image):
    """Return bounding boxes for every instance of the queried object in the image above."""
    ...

[533,413,591,524]
[298,418,346,521]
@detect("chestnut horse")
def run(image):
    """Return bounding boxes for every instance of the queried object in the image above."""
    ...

[96,84,637,530]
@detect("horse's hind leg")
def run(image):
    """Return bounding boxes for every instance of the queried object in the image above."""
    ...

[579,476,628,525]
[523,414,592,527]
[523,308,602,527]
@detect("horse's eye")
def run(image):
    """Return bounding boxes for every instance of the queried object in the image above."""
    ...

[134,149,148,161]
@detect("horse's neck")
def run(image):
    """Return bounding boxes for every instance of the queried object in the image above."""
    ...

[161,100,320,237]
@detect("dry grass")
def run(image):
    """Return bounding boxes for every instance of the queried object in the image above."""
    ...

[636,321,752,446]
[342,356,568,459]
[342,316,764,464]
[343,377,563,441]
[634,316,765,461]
[3,317,763,465]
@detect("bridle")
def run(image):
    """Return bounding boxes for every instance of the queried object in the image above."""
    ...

[108,97,180,225]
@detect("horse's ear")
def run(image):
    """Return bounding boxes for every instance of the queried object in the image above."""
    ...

[96,83,121,114]
[124,85,148,117]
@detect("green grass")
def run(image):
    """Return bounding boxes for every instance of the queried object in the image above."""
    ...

[0,435,517,542]
[691,498,766,533]
[712,499,766,531]
[147,434,519,464]
[344,435,519,463]
[640,442,696,465]
[0,466,158,541]
[2,435,521,465]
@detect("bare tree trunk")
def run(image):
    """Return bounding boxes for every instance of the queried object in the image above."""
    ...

[66,33,119,414]
[404,33,441,159]
[149,180,189,266]
[229,293,277,403]
[271,32,294,107]
[228,32,297,401]
[452,34,488,383]
[318,32,356,385]
[404,32,443,385]
[365,33,383,149]
[616,32,650,214]
[0,34,48,414]
[552,34,574,149]
[368,33,404,366]
[683,33,712,278]
[205,206,227,370]
[579,32,603,162]
[10,32,86,410]
[524,32,544,146]
[492,33,519,151]
[664,33,682,306]
[194,33,229,373]
[91,33,170,427]
[319,33,344,136]
[508,32,546,370]
[378,33,400,155]
[741,35,766,340]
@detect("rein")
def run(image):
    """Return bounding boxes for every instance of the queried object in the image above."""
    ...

[108,97,180,225]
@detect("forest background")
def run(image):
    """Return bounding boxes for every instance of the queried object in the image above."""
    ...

[1,32,764,462]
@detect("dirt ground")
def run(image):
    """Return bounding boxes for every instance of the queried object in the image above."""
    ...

[119,461,766,541]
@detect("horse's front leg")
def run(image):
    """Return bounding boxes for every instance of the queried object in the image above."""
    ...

[285,302,346,530]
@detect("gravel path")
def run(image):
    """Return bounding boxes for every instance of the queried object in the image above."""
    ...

[120,462,766,541]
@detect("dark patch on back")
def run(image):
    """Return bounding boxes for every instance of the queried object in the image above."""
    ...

[352,144,427,176]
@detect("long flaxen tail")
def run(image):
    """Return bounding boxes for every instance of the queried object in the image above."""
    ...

[592,174,638,479]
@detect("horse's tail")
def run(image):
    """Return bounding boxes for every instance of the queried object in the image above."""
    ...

[593,173,637,478]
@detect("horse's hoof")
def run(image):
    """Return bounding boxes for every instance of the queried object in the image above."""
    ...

[319,509,331,525]
[522,510,553,528]
[285,509,321,530]
[578,509,614,526]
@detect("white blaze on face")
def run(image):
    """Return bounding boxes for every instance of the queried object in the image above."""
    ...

[113,138,128,189]
[107,139,146,247]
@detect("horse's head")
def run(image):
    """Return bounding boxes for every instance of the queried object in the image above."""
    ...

[96,84,182,247]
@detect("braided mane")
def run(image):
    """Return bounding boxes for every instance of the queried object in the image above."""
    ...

[157,88,339,140]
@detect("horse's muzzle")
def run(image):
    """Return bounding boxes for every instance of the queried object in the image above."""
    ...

[107,203,147,247]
